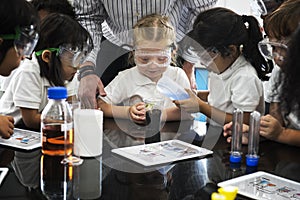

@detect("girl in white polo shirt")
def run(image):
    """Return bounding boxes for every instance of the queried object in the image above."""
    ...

[0,13,92,131]
[97,14,191,124]
[174,7,272,127]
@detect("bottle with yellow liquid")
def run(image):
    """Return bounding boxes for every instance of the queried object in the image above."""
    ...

[41,87,73,156]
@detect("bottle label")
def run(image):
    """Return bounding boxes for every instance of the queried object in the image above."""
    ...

[61,122,73,132]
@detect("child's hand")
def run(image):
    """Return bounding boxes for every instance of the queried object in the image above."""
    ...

[129,102,146,124]
[173,89,201,113]
[260,114,283,141]
[0,115,14,139]
[223,121,249,144]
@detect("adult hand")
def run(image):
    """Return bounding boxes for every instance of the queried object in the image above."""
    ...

[260,114,283,141]
[129,102,146,124]
[223,121,249,144]
[182,61,197,89]
[173,89,201,113]
[0,115,14,139]
[78,74,106,109]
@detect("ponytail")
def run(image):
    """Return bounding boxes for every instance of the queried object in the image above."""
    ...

[241,15,272,81]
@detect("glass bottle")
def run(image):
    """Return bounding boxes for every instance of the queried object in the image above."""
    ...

[41,87,73,156]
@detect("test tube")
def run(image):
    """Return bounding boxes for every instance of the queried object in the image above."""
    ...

[246,111,261,166]
[230,108,243,163]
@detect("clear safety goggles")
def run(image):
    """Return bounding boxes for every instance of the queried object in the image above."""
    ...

[0,25,39,57]
[134,48,172,68]
[196,47,218,67]
[258,38,288,61]
[35,44,90,68]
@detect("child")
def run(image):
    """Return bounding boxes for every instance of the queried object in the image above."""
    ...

[0,0,39,138]
[174,7,271,127]
[259,0,300,124]
[0,13,92,131]
[97,14,191,123]
[224,1,300,147]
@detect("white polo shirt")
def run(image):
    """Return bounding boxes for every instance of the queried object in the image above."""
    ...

[0,54,78,124]
[208,55,264,127]
[100,66,190,108]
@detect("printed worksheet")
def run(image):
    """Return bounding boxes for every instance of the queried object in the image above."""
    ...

[112,139,213,167]
[0,128,41,150]
[218,171,300,200]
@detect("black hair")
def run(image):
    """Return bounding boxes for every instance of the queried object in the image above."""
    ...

[0,0,39,63]
[186,7,272,80]
[280,25,300,123]
[31,0,75,19]
[35,13,93,86]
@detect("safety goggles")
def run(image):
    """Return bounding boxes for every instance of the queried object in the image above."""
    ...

[0,25,39,57]
[35,44,90,68]
[134,48,172,68]
[258,38,288,61]
[196,47,218,67]
[249,0,267,16]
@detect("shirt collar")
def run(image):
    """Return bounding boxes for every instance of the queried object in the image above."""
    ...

[217,55,248,80]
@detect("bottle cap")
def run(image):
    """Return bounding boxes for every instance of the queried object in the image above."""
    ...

[48,87,67,99]
[246,155,259,166]
[218,186,238,200]
[230,154,242,163]
[211,192,226,200]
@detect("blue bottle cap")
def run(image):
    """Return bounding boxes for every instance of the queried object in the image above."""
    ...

[48,87,67,99]
[246,155,259,167]
[230,154,242,163]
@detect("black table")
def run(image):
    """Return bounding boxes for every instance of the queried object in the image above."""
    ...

[0,118,300,200]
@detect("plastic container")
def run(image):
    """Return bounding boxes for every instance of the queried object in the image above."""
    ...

[230,108,243,163]
[246,111,261,167]
[157,76,189,100]
[41,87,73,156]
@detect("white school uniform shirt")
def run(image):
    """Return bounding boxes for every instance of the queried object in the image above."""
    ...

[0,54,78,124]
[100,66,190,107]
[265,65,281,103]
[207,55,264,127]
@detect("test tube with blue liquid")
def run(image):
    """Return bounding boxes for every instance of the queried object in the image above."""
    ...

[246,111,261,167]
[230,108,243,163]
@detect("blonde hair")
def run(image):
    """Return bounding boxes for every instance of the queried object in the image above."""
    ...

[133,14,176,48]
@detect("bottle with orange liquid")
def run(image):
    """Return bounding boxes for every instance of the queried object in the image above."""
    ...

[41,87,73,156]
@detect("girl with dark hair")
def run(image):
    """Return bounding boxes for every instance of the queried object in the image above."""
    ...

[0,13,92,131]
[224,0,300,147]
[0,0,39,138]
[174,7,271,126]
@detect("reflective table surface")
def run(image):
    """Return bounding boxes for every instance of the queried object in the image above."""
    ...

[0,118,300,200]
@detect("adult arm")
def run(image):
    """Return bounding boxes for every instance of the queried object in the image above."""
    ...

[74,0,107,108]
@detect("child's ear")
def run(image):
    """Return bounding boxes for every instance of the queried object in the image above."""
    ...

[227,45,238,56]
[0,38,3,46]
[41,50,52,63]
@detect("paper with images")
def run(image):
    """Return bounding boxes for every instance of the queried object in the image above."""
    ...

[218,171,300,200]
[0,128,41,150]
[112,139,213,167]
